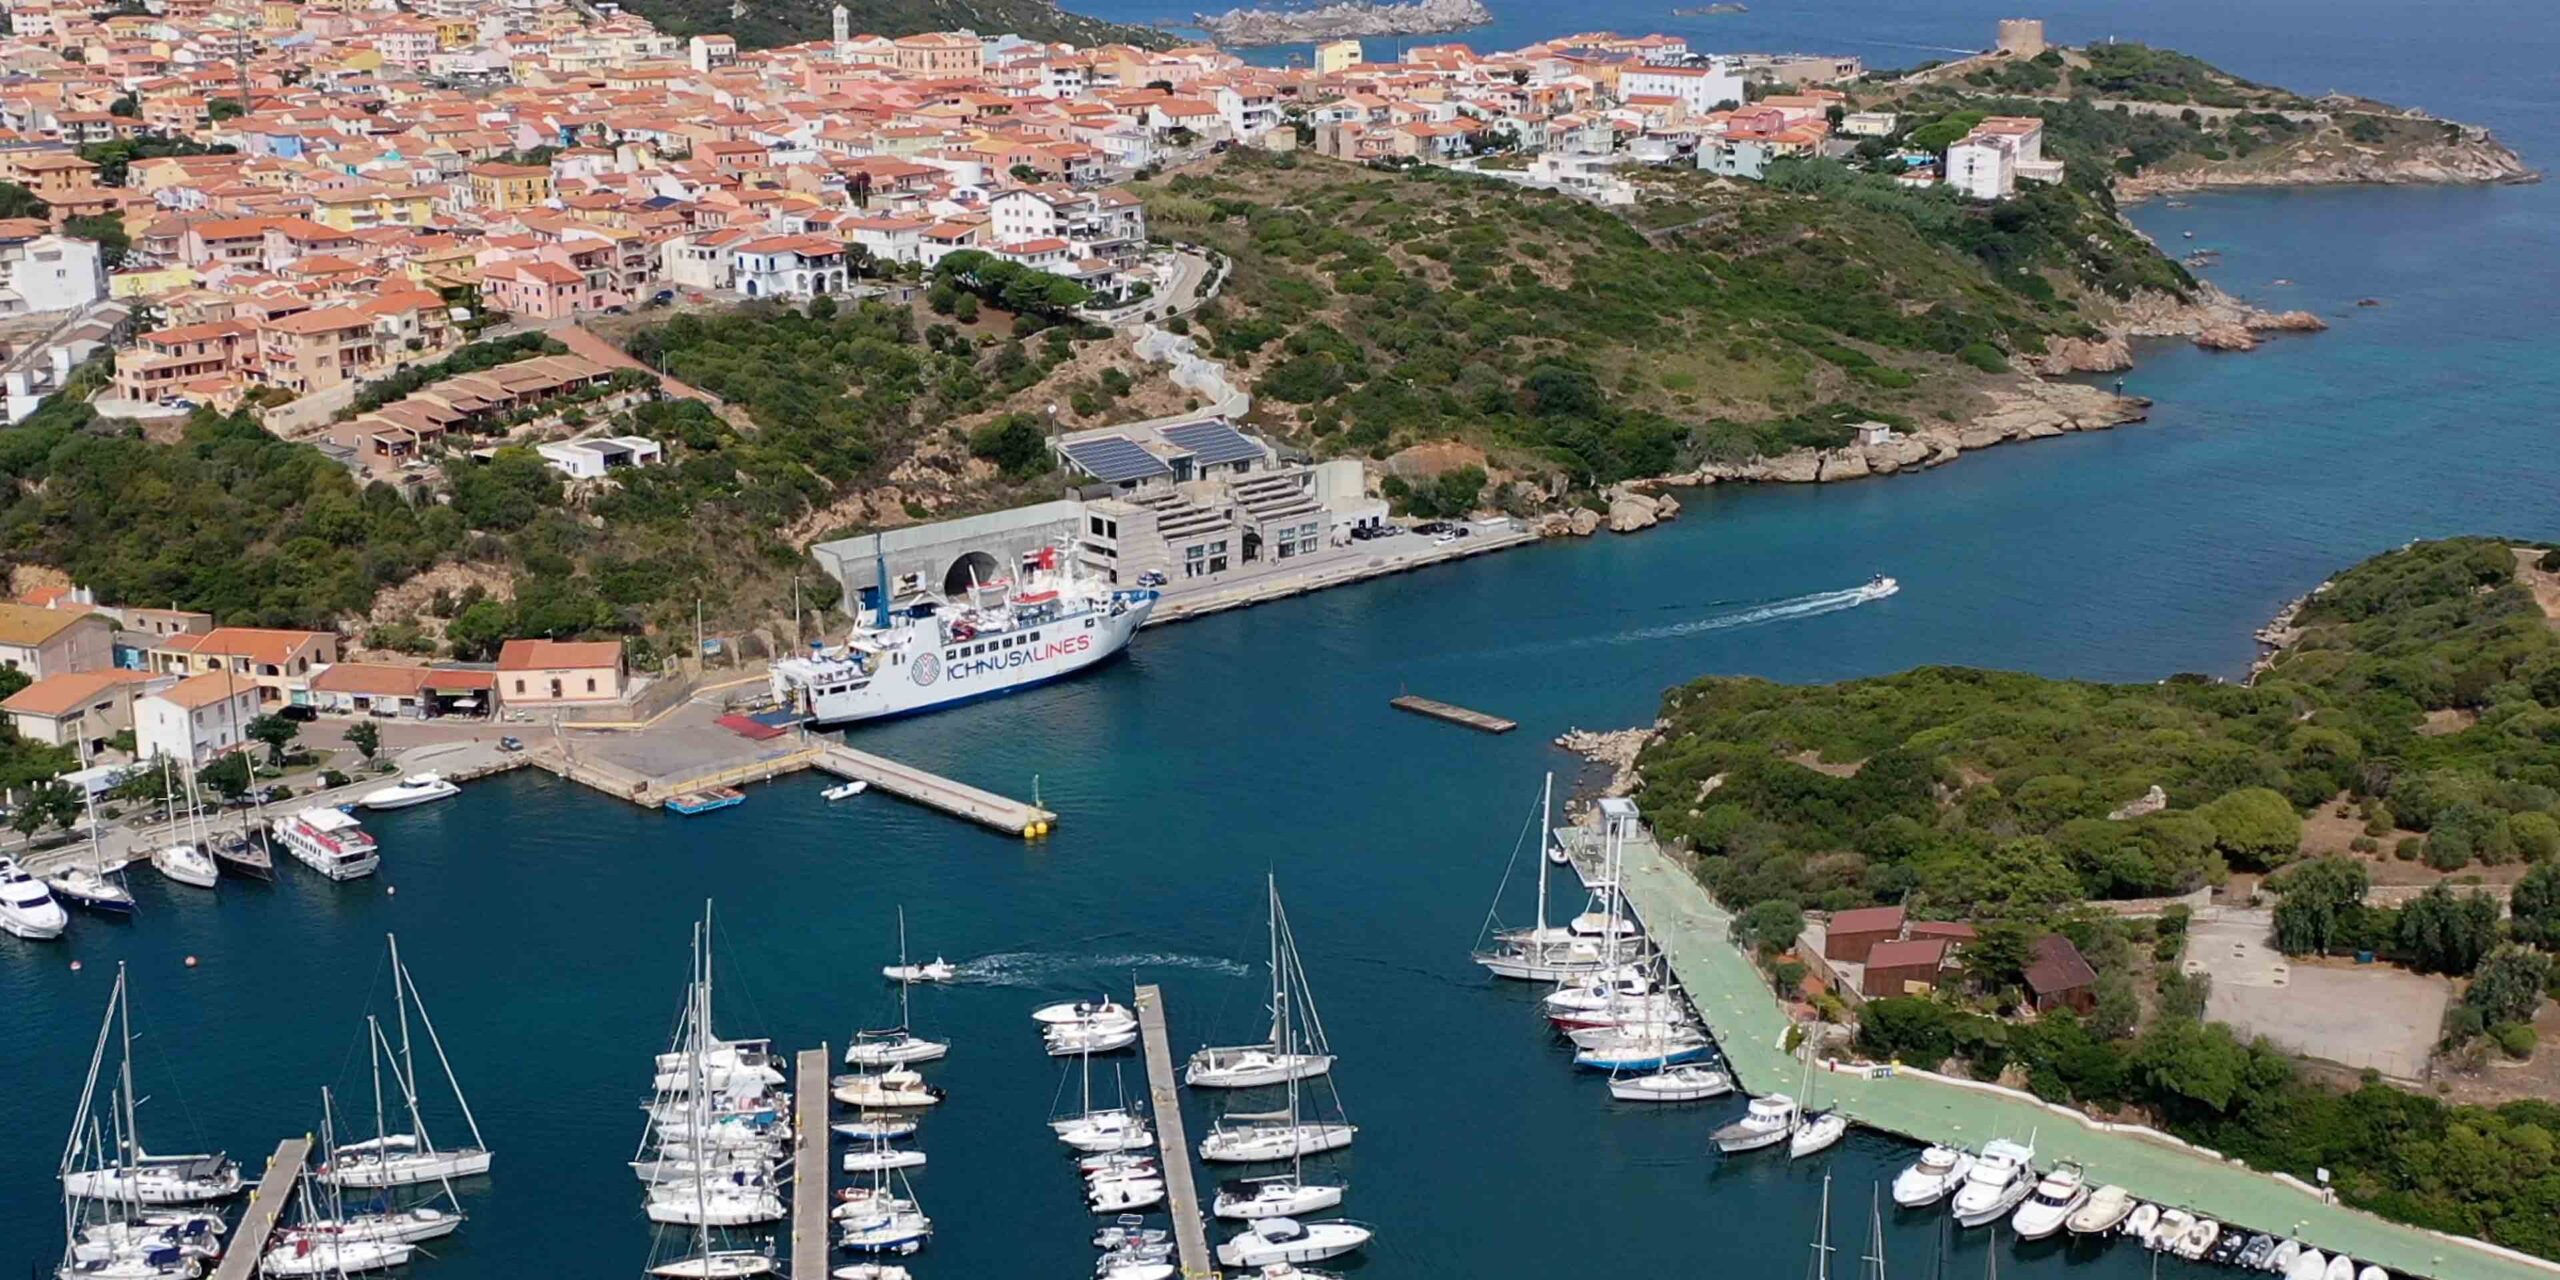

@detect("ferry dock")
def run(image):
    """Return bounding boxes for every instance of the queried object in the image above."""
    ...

[1389,694,1517,734]
[1555,820,2559,1280]
[1133,983,1211,1279]
[208,1136,311,1280]
[792,1046,829,1280]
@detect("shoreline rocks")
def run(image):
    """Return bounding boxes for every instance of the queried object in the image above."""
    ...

[1194,0,1490,45]
[2113,130,2537,202]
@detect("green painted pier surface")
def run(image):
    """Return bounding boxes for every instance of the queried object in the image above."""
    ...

[1560,825,2558,1280]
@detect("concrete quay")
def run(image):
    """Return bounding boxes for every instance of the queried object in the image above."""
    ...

[1145,523,1537,627]
[1557,825,2560,1280]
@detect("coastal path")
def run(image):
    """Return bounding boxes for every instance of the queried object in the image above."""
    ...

[1569,825,2560,1280]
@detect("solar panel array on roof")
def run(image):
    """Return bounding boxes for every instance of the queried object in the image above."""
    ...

[1160,419,1265,469]
[1059,435,1172,483]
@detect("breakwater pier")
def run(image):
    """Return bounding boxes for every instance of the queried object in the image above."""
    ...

[1557,822,2559,1280]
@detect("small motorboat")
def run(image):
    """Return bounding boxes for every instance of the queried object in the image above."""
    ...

[1098,1261,1175,1280]
[1087,1175,1167,1213]
[1860,574,1900,600]
[665,787,746,815]
[2237,1235,2277,1270]
[881,959,956,984]
[1034,997,1135,1027]
[358,773,460,811]
[2148,1208,2194,1252]
[1949,1138,2036,1228]
[2287,1249,2330,1280]
[2357,1267,2389,1280]
[151,842,219,890]
[1078,1152,1158,1176]
[1892,1146,1974,1209]
[822,781,869,801]
[2175,1218,2221,1260]
[2122,1202,2159,1243]
[2266,1239,2303,1276]
[1712,1094,1798,1153]
[2066,1184,2136,1236]
[1608,1065,1732,1103]
[1094,1217,1168,1250]
[1055,1109,1153,1154]
[2322,1256,2356,1280]
[2211,1229,2252,1267]
[1047,1022,1139,1056]
[42,863,136,916]
[828,1265,908,1280]
[0,856,70,939]
[1787,1111,1848,1159]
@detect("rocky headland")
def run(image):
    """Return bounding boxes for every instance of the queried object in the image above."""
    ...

[2115,120,2536,202]
[1193,0,1489,45]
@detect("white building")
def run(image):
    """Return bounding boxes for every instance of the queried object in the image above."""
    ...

[1840,111,1899,138]
[988,187,1148,264]
[0,231,104,317]
[1212,84,1283,140]
[537,435,663,479]
[1947,116,2061,200]
[730,234,848,299]
[662,227,747,290]
[1617,63,1747,115]
[134,671,263,766]
[844,215,931,265]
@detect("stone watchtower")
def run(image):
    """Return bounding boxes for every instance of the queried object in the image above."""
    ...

[833,3,851,57]
[1996,18,2047,57]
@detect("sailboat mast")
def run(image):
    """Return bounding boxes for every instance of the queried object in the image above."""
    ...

[399,942,487,1149]
[690,923,712,1267]
[118,966,140,1163]
[61,965,119,1177]
[1809,1172,1835,1280]
[1265,874,1283,1050]
[1535,772,1554,935]
[368,1014,390,1151]
[896,906,912,1031]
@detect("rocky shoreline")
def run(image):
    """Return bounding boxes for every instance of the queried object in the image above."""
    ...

[1193,0,1489,45]
[2114,130,2537,202]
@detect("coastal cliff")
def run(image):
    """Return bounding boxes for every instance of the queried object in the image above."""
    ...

[1193,0,1489,45]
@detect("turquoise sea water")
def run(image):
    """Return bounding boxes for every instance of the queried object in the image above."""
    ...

[6,2,2558,1275]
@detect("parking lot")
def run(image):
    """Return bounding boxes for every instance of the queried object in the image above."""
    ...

[2190,908,2447,1080]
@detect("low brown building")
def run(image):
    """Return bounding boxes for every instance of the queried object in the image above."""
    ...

[2025,934,2099,1014]
[1861,937,1950,998]
[1823,904,1905,963]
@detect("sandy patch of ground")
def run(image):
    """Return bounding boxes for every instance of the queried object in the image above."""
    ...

[2510,546,2560,628]
[1787,750,1865,778]
[2190,907,2446,1080]
[2418,708,2481,736]
[2436,1000,2560,1106]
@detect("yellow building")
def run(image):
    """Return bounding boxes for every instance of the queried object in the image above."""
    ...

[1315,39,1364,74]
[110,264,198,298]
[308,186,436,230]
[434,17,476,48]
[467,163,553,211]
[261,0,297,31]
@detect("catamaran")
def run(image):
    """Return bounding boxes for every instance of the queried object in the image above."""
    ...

[1188,877,1335,1089]
[770,539,1158,726]
[317,938,490,1190]
[846,908,950,1067]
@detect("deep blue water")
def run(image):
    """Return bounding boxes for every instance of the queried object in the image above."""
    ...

[5,1,2558,1275]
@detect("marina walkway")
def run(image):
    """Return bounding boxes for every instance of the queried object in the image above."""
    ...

[1388,694,1517,733]
[813,745,1054,835]
[793,1046,829,1280]
[209,1136,311,1280]
[1565,826,2560,1280]
[1134,984,1211,1279]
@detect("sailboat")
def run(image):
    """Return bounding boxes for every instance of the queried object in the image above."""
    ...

[836,1151,931,1255]
[1788,1045,1848,1158]
[147,761,216,891]
[1210,1004,1347,1221]
[202,759,271,881]
[1188,876,1336,1089]
[644,910,786,1270]
[60,965,245,1207]
[318,936,492,1188]
[42,773,135,916]
[1054,1046,1153,1154]
[1472,774,1625,980]
[1200,888,1356,1165]
[261,1115,418,1276]
[846,908,949,1068]
[278,1089,462,1247]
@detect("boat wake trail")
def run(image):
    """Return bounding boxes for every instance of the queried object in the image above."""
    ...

[952,950,1254,986]
[1473,582,1893,659]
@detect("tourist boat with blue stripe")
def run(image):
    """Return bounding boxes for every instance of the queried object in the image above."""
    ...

[771,540,1155,726]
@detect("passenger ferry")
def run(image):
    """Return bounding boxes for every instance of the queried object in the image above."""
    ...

[275,807,381,880]
[772,544,1157,726]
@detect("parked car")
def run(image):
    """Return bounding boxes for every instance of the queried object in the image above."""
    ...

[1135,571,1168,588]
[650,290,676,306]
[277,704,317,721]
[498,736,525,753]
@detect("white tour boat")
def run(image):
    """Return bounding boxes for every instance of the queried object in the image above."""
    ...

[274,808,379,880]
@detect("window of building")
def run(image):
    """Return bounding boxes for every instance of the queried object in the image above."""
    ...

[585,677,597,693]
[514,679,526,694]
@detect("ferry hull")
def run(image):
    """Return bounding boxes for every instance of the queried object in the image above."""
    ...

[782,592,1155,727]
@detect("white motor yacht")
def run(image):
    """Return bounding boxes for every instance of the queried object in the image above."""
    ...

[1087,1175,1167,1213]
[272,808,379,880]
[1046,1022,1139,1056]
[1949,1137,2036,1227]
[2067,1184,2137,1235]
[1608,1065,1732,1103]
[1215,1218,1372,1269]
[0,856,69,938]
[1055,1109,1154,1154]
[1893,1146,1974,1208]
[2009,1162,2089,1240]
[1711,1094,1799,1153]
[1214,1177,1345,1220]
[1034,997,1134,1027]
[356,774,459,811]
[2149,1209,2195,1251]
[1788,1111,1848,1158]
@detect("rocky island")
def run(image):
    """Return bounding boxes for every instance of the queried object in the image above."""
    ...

[1193,0,1489,46]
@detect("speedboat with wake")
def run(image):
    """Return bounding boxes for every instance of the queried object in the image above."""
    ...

[1859,573,1899,600]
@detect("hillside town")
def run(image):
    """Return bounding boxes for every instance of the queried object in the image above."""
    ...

[0,0,2077,426]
